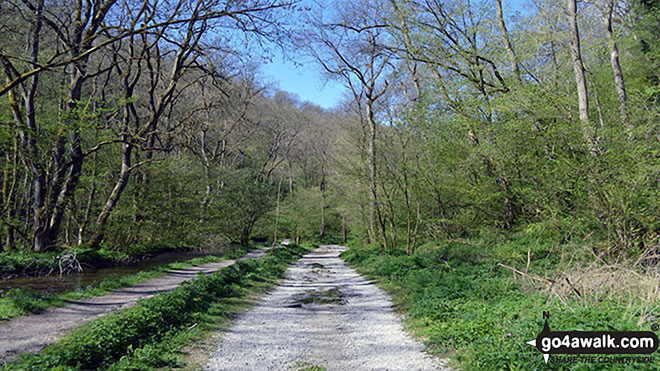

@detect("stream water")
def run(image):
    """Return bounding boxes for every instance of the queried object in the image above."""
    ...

[0,245,235,296]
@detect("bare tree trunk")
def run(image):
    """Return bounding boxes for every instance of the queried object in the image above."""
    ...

[388,214,397,250]
[89,142,133,249]
[240,227,250,247]
[319,176,326,242]
[288,160,294,194]
[2,137,18,251]
[411,198,420,255]
[567,0,599,155]
[47,72,86,246]
[367,99,388,249]
[591,79,606,130]
[24,1,48,252]
[273,174,283,245]
[406,197,412,256]
[78,181,96,246]
[342,215,347,244]
[367,111,376,245]
[495,0,521,83]
[603,0,629,130]
[199,130,211,221]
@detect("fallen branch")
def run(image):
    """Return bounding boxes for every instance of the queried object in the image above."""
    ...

[497,263,554,285]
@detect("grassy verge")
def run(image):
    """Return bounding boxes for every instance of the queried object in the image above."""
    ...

[1,244,311,370]
[341,237,659,370]
[0,247,249,321]
[109,246,315,371]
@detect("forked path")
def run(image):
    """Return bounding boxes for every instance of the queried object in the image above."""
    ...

[0,247,272,362]
[206,245,447,371]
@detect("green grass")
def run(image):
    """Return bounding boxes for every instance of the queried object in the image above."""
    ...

[341,237,659,370]
[108,246,316,371]
[294,362,327,371]
[0,244,311,370]
[293,287,346,305]
[0,247,250,321]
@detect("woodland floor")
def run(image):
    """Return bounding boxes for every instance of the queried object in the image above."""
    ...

[0,247,273,363]
[204,245,447,371]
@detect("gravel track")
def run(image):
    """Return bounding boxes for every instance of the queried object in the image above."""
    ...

[205,245,447,371]
[0,247,271,362]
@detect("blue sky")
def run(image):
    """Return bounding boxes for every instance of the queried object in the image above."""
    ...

[259,0,525,110]
[258,0,346,110]
[260,49,346,110]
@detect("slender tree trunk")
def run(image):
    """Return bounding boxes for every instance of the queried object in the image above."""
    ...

[78,183,96,246]
[241,228,250,247]
[411,198,420,254]
[2,135,10,247]
[3,94,19,250]
[89,143,133,249]
[319,177,326,242]
[366,98,387,248]
[603,0,629,130]
[406,196,412,256]
[199,131,211,221]
[273,174,283,245]
[366,99,377,245]
[567,0,599,155]
[342,215,346,244]
[591,79,606,130]
[47,71,86,245]
[495,0,521,82]
[17,0,49,252]
[288,160,294,194]
[389,214,397,250]
[2,142,16,251]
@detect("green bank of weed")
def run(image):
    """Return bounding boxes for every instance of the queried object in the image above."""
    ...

[341,239,658,371]
[0,245,309,370]
[0,243,184,279]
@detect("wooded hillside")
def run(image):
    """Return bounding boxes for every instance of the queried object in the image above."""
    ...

[1,0,658,261]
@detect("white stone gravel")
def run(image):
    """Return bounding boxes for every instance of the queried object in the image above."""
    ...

[205,245,448,371]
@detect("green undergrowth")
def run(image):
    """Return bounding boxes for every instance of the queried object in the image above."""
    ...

[0,247,250,321]
[0,244,311,370]
[341,238,659,370]
[294,287,346,305]
[294,362,327,371]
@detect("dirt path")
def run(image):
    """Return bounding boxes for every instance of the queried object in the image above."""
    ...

[0,247,272,363]
[205,245,447,371]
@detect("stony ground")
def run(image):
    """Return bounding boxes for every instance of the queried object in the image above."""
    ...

[205,245,447,371]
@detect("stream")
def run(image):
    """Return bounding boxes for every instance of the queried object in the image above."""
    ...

[0,245,236,296]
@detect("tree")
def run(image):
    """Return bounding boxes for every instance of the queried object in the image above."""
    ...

[567,0,600,155]
[0,0,295,251]
[307,0,393,247]
[214,170,276,246]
